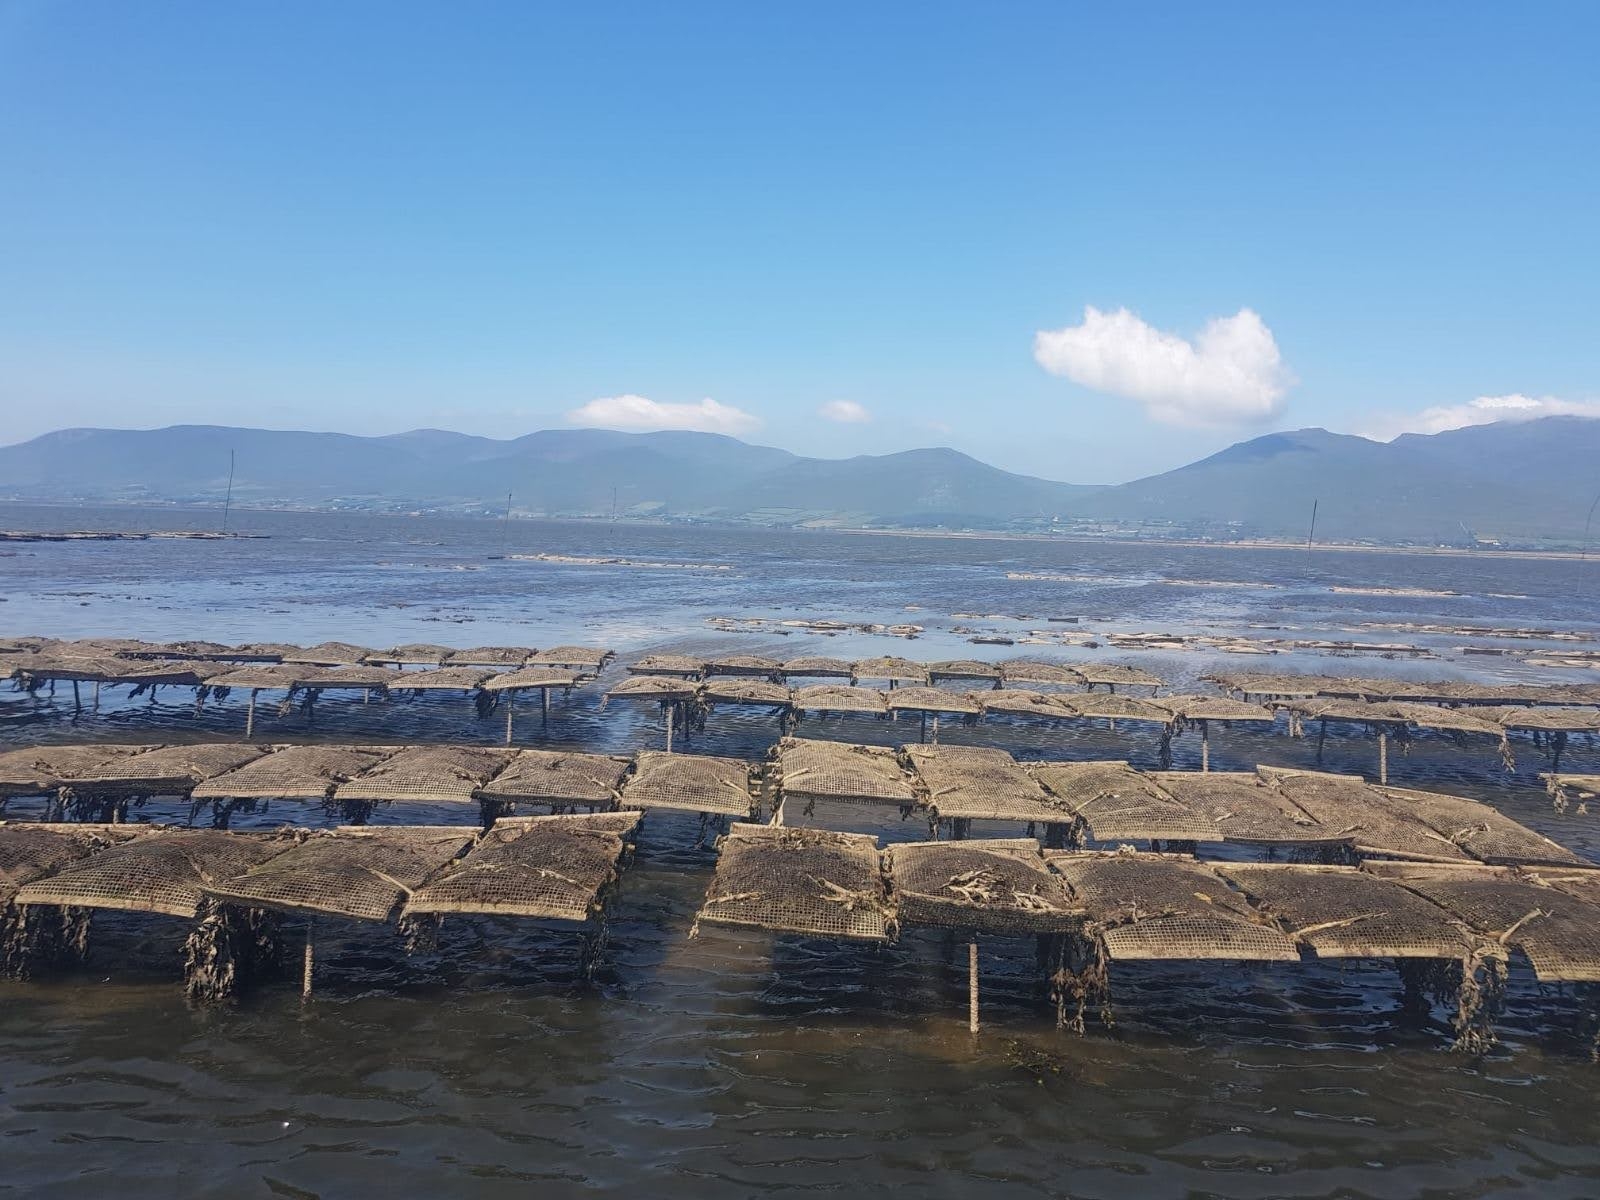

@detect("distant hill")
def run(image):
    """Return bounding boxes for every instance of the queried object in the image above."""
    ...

[704,447,1097,525]
[1073,418,1600,543]
[0,424,1089,524]
[2,417,1598,544]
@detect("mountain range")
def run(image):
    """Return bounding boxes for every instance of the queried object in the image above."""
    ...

[1,417,1597,545]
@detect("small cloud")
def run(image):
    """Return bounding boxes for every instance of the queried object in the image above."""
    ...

[818,399,871,424]
[1358,393,1600,441]
[566,394,759,435]
[1034,305,1292,426]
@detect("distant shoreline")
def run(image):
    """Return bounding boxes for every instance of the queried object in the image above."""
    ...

[2,498,1594,561]
[827,526,1600,562]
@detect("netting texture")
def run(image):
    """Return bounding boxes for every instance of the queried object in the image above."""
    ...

[774,739,915,806]
[696,825,892,941]
[978,691,1073,719]
[524,645,608,668]
[888,840,1080,934]
[791,685,887,714]
[998,661,1081,686]
[72,744,272,793]
[1149,772,1340,845]
[405,813,639,921]
[15,830,294,917]
[1220,864,1471,959]
[190,745,400,800]
[702,680,792,706]
[1031,762,1220,843]
[442,646,533,665]
[0,745,160,795]
[390,667,496,691]
[620,752,755,816]
[780,657,854,678]
[884,687,979,715]
[478,750,631,806]
[207,827,475,921]
[1048,852,1300,961]
[1374,786,1586,866]
[1269,773,1472,862]
[903,746,1067,823]
[332,746,515,803]
[1388,872,1600,983]
[851,657,927,683]
[0,826,146,902]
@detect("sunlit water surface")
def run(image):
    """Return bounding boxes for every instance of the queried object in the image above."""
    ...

[3,503,1600,1197]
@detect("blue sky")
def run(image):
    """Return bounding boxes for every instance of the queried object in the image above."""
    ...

[2,2,1596,481]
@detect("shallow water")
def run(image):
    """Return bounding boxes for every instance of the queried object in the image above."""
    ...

[4,502,1600,1197]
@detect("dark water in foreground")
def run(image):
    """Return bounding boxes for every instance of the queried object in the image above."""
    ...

[4,503,1600,1197]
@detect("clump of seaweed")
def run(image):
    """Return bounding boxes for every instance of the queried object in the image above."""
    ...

[399,912,442,955]
[1048,928,1114,1034]
[2,904,92,980]
[181,898,287,1005]
[1451,949,1507,1055]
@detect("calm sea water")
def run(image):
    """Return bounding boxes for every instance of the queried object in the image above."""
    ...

[3,502,1600,1198]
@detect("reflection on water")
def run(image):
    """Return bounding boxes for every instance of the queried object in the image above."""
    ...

[4,503,1600,1196]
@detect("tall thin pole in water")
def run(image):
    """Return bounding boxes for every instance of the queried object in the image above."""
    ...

[1583,490,1600,559]
[500,492,513,554]
[968,940,980,1034]
[1305,498,1318,550]
[221,449,235,534]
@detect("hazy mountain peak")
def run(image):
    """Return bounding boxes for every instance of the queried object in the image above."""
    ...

[3,417,1599,543]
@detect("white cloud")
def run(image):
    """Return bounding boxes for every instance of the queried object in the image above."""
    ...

[818,399,871,423]
[1033,305,1292,426]
[1358,393,1600,441]
[566,394,760,435]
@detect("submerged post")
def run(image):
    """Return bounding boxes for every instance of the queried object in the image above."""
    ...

[665,703,675,753]
[1378,730,1389,784]
[968,940,980,1034]
[920,711,927,743]
[302,924,315,1000]
[541,686,550,727]
[1316,718,1327,765]
[245,689,258,738]
[1200,720,1210,773]
[931,714,940,745]
[72,679,81,714]
[504,694,514,745]
[93,681,100,712]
